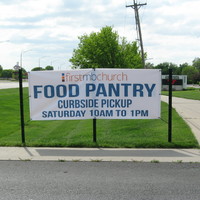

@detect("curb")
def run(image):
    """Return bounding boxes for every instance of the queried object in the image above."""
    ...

[1,147,200,162]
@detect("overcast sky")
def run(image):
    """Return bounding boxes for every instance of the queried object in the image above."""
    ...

[1,0,200,71]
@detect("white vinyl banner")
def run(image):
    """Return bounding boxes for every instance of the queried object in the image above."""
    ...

[28,69,161,120]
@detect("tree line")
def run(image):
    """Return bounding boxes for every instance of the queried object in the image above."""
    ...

[1,26,200,84]
[150,60,200,84]
[0,65,54,80]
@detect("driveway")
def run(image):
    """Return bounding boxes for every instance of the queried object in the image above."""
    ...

[161,95,200,144]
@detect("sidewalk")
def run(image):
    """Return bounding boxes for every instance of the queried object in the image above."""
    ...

[0,147,200,162]
[161,96,200,144]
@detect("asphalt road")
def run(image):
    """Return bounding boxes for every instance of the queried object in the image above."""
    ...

[0,161,200,200]
[0,80,28,89]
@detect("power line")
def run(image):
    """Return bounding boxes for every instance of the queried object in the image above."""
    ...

[126,0,147,68]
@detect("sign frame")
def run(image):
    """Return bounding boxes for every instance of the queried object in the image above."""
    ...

[28,69,161,121]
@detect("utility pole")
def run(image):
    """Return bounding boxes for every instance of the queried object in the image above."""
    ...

[126,0,147,68]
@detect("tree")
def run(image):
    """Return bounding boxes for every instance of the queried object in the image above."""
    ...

[69,26,143,69]
[1,69,13,78]
[192,57,200,71]
[45,65,54,70]
[177,62,190,75]
[31,67,44,71]
[181,66,199,84]
[145,62,154,69]
[154,62,178,75]
[119,38,143,69]
[0,65,3,77]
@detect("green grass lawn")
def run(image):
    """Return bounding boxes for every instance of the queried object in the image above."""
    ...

[162,88,200,100]
[0,88,198,148]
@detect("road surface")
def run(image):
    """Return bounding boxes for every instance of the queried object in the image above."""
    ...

[0,161,200,200]
[0,80,28,89]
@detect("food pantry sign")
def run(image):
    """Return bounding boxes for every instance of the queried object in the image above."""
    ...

[28,69,161,120]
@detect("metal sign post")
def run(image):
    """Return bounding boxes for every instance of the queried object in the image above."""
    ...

[168,68,173,142]
[14,63,25,145]
[92,67,97,143]
[93,118,97,143]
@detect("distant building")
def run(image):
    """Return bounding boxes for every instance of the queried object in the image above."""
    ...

[162,75,187,91]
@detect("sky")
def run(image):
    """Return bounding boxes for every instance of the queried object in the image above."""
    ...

[0,0,200,71]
